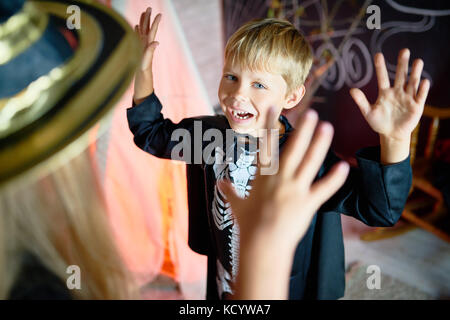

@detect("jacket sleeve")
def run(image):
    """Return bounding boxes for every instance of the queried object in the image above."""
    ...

[126,92,204,162]
[319,146,412,227]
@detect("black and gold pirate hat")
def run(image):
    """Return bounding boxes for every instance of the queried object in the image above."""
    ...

[0,0,141,186]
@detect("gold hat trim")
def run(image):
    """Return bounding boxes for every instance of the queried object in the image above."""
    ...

[0,1,48,65]
[0,2,100,139]
[0,0,142,188]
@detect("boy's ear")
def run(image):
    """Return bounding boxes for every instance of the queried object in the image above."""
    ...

[285,85,306,109]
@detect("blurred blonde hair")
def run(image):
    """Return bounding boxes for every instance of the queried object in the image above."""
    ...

[225,18,313,95]
[0,150,137,299]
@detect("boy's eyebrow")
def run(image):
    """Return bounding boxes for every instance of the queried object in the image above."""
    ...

[251,75,271,85]
[254,77,268,83]
[223,69,271,83]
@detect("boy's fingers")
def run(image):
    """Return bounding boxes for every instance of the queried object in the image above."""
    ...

[394,48,410,89]
[374,53,390,90]
[309,161,349,207]
[139,10,146,32]
[142,8,151,34]
[349,88,371,117]
[147,8,153,34]
[280,109,318,179]
[142,8,150,34]
[406,59,423,97]
[295,122,334,186]
[415,78,430,106]
[149,14,162,44]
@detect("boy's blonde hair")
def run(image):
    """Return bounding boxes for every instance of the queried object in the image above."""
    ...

[225,18,313,95]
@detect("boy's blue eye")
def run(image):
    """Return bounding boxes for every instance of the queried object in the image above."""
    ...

[225,75,237,81]
[253,82,266,89]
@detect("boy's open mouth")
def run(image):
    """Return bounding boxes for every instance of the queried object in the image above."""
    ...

[229,109,255,122]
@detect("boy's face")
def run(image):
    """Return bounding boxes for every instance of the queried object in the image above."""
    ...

[218,59,291,136]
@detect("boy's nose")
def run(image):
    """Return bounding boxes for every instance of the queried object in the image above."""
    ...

[232,95,247,104]
[228,95,247,108]
[224,95,246,109]
[230,85,248,102]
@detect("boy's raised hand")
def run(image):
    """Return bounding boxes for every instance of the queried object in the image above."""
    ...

[349,49,430,164]
[133,7,162,104]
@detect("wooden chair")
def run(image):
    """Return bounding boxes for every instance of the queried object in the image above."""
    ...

[361,105,450,242]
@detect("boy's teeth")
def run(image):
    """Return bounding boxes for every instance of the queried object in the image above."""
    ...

[231,110,251,120]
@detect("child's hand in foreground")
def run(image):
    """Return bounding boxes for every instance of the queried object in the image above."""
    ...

[133,7,162,104]
[350,49,430,164]
[219,108,350,299]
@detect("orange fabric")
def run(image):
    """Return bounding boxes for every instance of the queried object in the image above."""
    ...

[158,161,178,279]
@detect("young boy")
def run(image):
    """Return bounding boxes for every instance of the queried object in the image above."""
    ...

[127,8,429,299]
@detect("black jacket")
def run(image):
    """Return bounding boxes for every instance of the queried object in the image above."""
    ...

[8,253,72,300]
[127,92,412,300]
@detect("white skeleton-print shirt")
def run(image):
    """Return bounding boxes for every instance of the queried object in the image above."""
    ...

[211,143,258,297]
